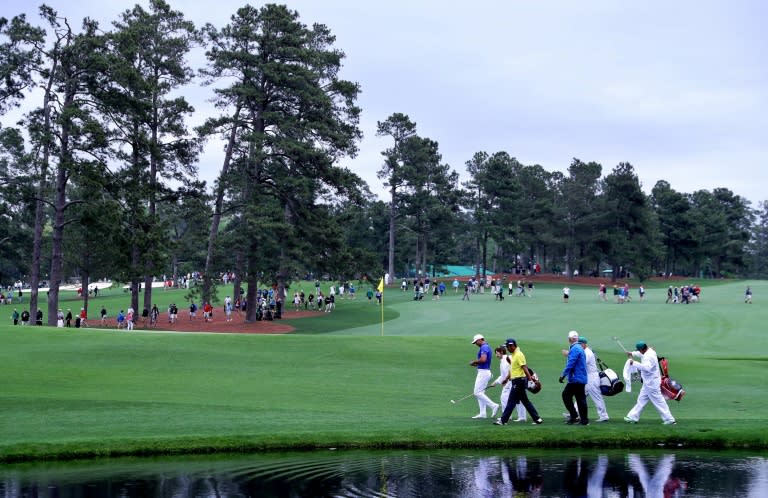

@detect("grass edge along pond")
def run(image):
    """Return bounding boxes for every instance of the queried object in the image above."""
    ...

[1,279,767,462]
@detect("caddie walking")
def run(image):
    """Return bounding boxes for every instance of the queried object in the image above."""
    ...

[624,341,676,425]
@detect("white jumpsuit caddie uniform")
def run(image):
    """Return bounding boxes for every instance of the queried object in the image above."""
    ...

[584,347,609,421]
[625,347,675,423]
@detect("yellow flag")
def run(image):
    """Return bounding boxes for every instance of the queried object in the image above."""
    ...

[377,278,384,293]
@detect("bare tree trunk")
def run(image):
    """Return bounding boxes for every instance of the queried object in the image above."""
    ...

[481,231,488,280]
[244,267,258,323]
[46,152,67,325]
[474,235,481,279]
[29,40,61,323]
[202,105,241,304]
[29,173,47,323]
[143,101,161,315]
[414,236,421,277]
[131,242,141,313]
[81,271,90,316]
[387,185,396,279]
[143,275,153,315]
[231,250,243,311]
[47,82,76,325]
[275,202,294,315]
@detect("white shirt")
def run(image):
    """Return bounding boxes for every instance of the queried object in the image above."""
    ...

[584,347,599,380]
[493,355,511,385]
[632,347,661,387]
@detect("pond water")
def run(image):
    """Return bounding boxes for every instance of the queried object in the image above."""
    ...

[1,449,766,497]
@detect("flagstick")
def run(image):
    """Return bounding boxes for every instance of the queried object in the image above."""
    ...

[380,278,385,336]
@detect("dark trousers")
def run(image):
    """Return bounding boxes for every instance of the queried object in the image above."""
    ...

[500,378,540,423]
[562,382,588,424]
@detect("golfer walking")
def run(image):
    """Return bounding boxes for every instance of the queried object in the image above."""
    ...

[490,346,526,422]
[624,341,676,424]
[469,334,499,419]
[494,338,543,425]
[560,330,589,425]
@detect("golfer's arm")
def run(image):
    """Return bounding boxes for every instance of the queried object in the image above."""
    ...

[522,365,532,380]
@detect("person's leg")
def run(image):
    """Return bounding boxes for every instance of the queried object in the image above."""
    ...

[587,380,609,420]
[562,384,578,422]
[500,383,510,414]
[575,383,589,424]
[649,388,675,423]
[515,402,527,421]
[626,387,650,421]
[497,382,520,424]
[473,370,496,417]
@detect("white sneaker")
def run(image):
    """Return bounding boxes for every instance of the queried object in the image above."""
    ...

[663,420,677,425]
[513,418,527,422]
[472,414,486,419]
[490,404,499,418]
[597,417,610,423]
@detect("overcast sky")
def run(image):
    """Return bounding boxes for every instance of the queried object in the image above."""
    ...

[4,0,767,206]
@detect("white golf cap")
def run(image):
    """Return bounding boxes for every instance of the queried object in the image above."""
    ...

[568,330,579,340]
[471,333,484,344]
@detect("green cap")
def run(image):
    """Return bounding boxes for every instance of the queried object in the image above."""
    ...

[635,341,647,350]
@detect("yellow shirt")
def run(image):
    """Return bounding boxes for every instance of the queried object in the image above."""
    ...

[509,348,527,378]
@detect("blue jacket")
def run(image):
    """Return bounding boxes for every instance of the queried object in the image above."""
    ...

[561,343,588,384]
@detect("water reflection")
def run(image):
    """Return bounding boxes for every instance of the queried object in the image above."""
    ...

[0,449,765,497]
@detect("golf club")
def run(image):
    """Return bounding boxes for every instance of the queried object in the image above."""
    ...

[450,386,490,404]
[611,336,629,353]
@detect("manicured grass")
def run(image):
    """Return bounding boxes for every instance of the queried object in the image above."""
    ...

[1,279,766,461]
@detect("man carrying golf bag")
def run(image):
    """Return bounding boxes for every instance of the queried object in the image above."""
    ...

[624,341,676,425]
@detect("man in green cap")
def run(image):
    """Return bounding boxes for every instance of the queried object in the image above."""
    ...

[579,336,609,422]
[624,341,676,425]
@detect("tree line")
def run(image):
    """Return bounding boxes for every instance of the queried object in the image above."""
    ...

[1,2,765,324]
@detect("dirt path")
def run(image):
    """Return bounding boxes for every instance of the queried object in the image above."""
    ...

[93,309,319,334]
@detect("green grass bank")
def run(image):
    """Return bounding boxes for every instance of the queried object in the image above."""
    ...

[1,278,767,461]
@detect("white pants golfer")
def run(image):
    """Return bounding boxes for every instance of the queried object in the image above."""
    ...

[626,382,675,423]
[587,372,608,420]
[500,382,527,421]
[474,369,497,417]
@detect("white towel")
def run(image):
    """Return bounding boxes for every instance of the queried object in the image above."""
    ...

[623,358,638,393]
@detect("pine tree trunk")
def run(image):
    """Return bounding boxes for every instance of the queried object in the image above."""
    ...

[29,44,60,323]
[47,87,75,325]
[202,104,241,304]
[388,185,396,279]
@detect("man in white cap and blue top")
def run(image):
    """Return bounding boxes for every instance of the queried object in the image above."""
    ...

[469,333,500,419]
[560,330,589,425]
[624,341,676,425]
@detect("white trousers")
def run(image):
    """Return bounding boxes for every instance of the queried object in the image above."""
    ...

[626,384,675,423]
[500,382,527,420]
[587,373,608,420]
[474,369,497,415]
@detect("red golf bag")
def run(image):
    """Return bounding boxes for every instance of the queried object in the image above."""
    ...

[658,356,685,401]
